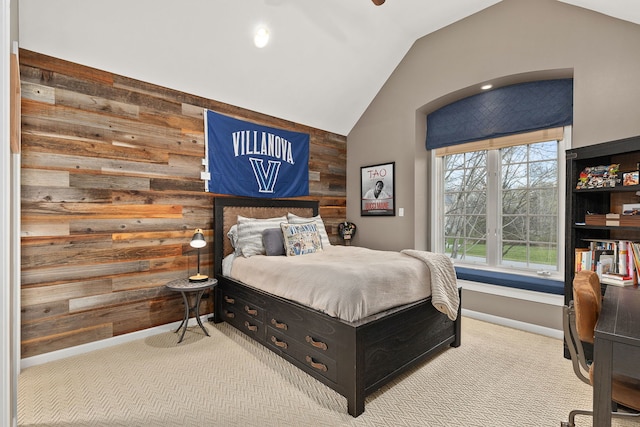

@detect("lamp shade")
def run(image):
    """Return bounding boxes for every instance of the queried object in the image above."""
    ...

[190,229,206,248]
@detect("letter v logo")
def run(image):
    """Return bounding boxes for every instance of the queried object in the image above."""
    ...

[249,157,281,193]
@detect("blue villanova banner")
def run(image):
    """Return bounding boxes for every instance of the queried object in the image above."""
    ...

[205,110,309,198]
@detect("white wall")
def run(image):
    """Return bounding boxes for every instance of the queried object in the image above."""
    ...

[348,0,640,252]
[346,0,640,329]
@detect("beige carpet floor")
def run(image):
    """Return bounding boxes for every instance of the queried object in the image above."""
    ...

[17,317,639,426]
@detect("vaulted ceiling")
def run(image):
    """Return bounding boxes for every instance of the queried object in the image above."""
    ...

[18,0,640,135]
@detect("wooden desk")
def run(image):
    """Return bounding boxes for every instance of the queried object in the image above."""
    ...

[593,285,640,427]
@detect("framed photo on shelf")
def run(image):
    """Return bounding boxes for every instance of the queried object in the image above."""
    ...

[623,171,639,186]
[361,162,395,216]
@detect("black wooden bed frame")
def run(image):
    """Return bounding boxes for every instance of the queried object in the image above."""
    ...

[212,197,461,417]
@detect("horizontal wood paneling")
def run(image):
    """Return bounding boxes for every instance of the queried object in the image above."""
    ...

[19,49,347,358]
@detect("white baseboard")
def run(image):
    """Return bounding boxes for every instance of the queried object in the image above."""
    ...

[462,308,563,340]
[20,315,211,370]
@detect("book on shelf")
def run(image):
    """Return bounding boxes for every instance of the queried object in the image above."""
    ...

[600,272,634,286]
[578,239,640,285]
[574,248,590,272]
[618,241,628,275]
[602,272,633,281]
[605,213,620,226]
[631,242,640,271]
[630,241,640,283]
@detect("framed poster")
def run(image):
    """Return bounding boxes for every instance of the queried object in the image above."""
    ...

[361,162,395,216]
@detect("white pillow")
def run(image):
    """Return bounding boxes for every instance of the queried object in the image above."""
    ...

[236,215,287,257]
[280,222,323,256]
[287,213,331,248]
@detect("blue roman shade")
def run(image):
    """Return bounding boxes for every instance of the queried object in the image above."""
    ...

[426,79,573,150]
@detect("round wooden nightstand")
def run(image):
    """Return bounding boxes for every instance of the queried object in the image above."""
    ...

[166,278,218,343]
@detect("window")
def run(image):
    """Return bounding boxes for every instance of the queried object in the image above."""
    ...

[501,142,559,270]
[443,151,488,263]
[434,128,567,280]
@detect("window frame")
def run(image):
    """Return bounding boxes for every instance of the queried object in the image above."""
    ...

[430,127,569,289]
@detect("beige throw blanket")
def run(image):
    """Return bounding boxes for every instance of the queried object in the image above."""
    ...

[401,249,459,321]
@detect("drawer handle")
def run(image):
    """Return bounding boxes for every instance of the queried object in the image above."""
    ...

[271,319,288,330]
[305,335,328,351]
[244,305,258,316]
[244,321,258,332]
[224,310,235,319]
[224,295,235,304]
[270,336,288,349]
[305,356,328,372]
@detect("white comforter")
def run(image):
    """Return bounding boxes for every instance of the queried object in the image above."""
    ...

[227,245,459,322]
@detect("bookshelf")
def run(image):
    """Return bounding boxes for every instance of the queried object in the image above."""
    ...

[565,136,640,306]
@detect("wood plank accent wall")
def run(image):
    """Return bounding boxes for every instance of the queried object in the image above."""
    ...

[19,49,347,358]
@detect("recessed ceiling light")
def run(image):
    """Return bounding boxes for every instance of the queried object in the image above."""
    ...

[254,26,270,48]
[481,84,493,90]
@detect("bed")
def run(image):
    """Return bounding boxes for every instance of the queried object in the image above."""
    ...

[212,197,461,417]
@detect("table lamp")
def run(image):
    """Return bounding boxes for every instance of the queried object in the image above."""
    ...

[189,228,208,282]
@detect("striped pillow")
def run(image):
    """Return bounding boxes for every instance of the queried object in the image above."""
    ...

[287,213,331,248]
[236,215,287,257]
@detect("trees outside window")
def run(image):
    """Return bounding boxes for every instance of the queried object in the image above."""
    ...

[443,151,488,262]
[440,139,561,273]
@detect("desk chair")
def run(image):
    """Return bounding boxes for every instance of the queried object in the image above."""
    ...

[561,270,640,426]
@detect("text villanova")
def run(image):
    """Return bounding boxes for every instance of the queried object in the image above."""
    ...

[232,130,295,164]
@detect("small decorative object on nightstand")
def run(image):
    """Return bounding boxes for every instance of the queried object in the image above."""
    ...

[166,277,217,343]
